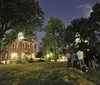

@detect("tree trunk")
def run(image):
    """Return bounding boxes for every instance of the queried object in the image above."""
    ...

[54,46,57,61]
[0,34,1,63]
[0,28,3,63]
[0,44,3,64]
[0,32,3,63]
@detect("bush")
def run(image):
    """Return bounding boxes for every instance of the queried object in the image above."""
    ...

[38,59,45,62]
[28,58,34,63]
[16,60,22,64]
[21,56,29,63]
[21,59,28,64]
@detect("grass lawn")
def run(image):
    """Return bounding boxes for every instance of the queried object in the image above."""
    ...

[0,62,100,85]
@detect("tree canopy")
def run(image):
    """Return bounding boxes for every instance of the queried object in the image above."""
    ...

[42,16,66,59]
[0,0,44,61]
[64,2,100,52]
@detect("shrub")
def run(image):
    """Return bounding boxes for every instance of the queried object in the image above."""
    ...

[38,59,45,62]
[21,56,29,63]
[28,58,34,63]
[16,60,22,64]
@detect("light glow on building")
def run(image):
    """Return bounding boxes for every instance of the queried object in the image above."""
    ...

[18,32,24,40]
[11,53,18,60]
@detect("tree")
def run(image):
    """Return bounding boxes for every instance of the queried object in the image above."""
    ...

[64,18,89,49]
[63,3,100,52]
[64,25,76,48]
[64,16,100,50]
[42,16,66,60]
[89,2,100,54]
[0,0,44,62]
[90,2,100,23]
[36,52,43,58]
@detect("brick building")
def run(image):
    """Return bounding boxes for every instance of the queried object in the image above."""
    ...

[0,32,37,64]
[7,39,36,63]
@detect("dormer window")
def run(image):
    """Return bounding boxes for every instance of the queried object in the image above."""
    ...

[12,44,15,48]
[12,42,17,48]
[22,43,25,48]
[30,44,32,48]
[28,44,30,48]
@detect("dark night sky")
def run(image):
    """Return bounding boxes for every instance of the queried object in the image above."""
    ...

[36,0,100,51]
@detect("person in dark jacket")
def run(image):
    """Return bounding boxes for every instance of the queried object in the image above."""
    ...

[84,49,89,67]
[85,48,96,71]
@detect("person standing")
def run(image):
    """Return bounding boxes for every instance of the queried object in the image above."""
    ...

[85,48,96,71]
[77,49,85,69]
[71,51,78,68]
[84,49,89,67]
[66,52,71,67]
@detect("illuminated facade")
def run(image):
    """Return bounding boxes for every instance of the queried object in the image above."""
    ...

[0,32,37,64]
[7,39,36,63]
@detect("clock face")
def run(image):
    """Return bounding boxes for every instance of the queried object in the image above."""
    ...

[18,32,24,40]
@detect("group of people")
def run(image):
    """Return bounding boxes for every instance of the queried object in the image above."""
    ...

[66,48,100,72]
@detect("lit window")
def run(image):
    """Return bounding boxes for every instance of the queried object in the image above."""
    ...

[11,53,17,60]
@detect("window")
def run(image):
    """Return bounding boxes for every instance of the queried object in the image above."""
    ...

[15,42,17,48]
[30,44,32,48]
[22,43,25,48]
[12,44,15,48]
[12,42,17,48]
[28,44,30,48]
[11,53,18,60]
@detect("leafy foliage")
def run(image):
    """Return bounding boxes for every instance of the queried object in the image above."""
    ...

[42,16,66,59]
[89,2,100,53]
[64,3,100,51]
[36,52,43,58]
[0,0,44,60]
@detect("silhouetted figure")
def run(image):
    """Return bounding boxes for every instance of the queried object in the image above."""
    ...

[85,49,96,71]
[84,49,89,67]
